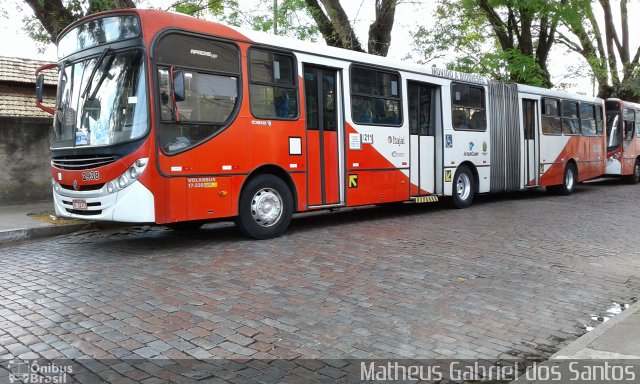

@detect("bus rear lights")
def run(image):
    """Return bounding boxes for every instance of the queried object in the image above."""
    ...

[105,158,149,194]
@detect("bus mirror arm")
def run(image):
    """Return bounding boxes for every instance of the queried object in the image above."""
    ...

[35,63,58,115]
[169,66,185,122]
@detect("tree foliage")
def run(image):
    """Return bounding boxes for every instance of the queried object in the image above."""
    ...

[19,0,399,57]
[22,0,135,45]
[558,0,640,101]
[410,0,561,88]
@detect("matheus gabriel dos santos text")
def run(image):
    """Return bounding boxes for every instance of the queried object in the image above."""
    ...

[360,361,639,382]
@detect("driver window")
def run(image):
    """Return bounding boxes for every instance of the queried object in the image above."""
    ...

[154,33,240,154]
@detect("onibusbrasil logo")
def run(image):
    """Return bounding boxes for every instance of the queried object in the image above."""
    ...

[8,360,73,383]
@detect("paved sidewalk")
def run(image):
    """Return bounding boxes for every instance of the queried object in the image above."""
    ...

[513,301,640,383]
[551,301,640,360]
[0,201,90,243]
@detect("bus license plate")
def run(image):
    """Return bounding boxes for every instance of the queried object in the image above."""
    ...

[72,199,87,210]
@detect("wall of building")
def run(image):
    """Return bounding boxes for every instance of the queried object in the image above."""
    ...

[0,117,52,203]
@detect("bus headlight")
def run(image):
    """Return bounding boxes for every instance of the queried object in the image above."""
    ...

[128,167,138,179]
[106,158,149,194]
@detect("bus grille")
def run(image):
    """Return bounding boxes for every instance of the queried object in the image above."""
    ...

[52,155,118,170]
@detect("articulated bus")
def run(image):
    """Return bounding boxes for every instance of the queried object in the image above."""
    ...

[35,9,606,239]
[605,99,640,183]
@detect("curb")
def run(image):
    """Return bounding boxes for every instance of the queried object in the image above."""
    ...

[550,300,640,359]
[0,223,92,245]
[511,301,640,383]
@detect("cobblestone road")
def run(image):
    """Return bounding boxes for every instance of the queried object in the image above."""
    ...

[1,179,640,383]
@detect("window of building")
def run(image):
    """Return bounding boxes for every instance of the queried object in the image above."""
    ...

[562,100,580,135]
[580,103,596,136]
[541,98,561,135]
[249,49,298,119]
[351,66,401,126]
[451,83,485,131]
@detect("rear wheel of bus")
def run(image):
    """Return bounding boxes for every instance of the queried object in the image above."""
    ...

[451,165,475,209]
[236,174,293,239]
[627,159,640,184]
[548,163,577,195]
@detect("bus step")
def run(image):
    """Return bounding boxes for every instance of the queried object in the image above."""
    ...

[413,196,439,203]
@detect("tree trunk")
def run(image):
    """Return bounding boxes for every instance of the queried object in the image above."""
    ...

[23,0,76,43]
[368,0,396,56]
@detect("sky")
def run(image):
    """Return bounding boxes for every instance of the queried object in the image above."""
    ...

[0,0,637,97]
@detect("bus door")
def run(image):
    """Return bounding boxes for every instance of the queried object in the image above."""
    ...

[408,81,438,195]
[522,99,539,186]
[304,65,341,206]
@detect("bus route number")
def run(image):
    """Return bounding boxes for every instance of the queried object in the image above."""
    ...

[82,171,100,181]
[362,133,374,144]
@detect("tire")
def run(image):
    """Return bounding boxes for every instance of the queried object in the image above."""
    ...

[548,163,577,195]
[236,174,293,239]
[450,165,475,209]
[627,160,640,184]
[167,221,204,231]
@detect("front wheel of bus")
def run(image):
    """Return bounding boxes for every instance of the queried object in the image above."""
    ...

[236,174,293,239]
[451,165,474,209]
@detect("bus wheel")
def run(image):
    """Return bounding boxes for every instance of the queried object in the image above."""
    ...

[236,174,293,239]
[549,163,577,195]
[167,221,203,231]
[451,165,474,209]
[627,160,640,184]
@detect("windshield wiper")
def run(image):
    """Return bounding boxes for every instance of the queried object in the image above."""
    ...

[81,47,113,99]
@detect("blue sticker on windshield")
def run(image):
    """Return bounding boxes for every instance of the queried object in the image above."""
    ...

[76,133,88,145]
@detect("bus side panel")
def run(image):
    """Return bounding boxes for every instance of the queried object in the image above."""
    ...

[590,135,606,179]
[167,177,188,223]
[343,123,409,206]
[346,170,407,206]
[289,172,307,211]
[186,176,233,221]
[538,135,577,186]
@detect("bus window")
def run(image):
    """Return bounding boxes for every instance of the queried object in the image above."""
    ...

[451,83,485,131]
[249,49,298,120]
[154,34,241,154]
[623,108,635,141]
[580,103,596,136]
[158,68,238,153]
[595,105,603,136]
[637,110,640,138]
[541,98,561,135]
[562,100,580,135]
[408,83,436,136]
[351,66,401,126]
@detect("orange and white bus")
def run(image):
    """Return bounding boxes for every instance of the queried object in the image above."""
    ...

[605,98,640,183]
[35,9,607,238]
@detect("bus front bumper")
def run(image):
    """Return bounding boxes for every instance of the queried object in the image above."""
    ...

[52,180,155,223]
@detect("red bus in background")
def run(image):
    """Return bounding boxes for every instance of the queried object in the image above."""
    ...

[605,99,640,183]
[35,9,608,239]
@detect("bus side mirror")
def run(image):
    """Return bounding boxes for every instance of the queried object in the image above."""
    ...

[34,63,58,115]
[35,74,45,103]
[173,71,185,102]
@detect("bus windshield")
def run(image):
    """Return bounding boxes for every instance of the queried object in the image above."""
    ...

[52,49,148,148]
[606,111,620,149]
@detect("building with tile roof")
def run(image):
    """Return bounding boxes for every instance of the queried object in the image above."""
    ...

[0,56,57,118]
[0,56,58,203]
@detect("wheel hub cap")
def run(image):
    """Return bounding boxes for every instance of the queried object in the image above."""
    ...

[251,188,283,227]
[457,174,471,200]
